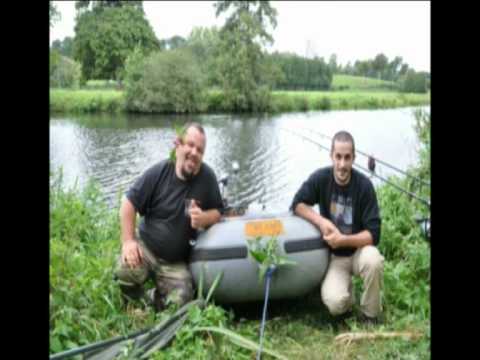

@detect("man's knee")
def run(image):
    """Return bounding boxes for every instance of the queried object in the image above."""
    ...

[359,246,384,274]
[321,287,352,316]
[156,277,193,308]
[114,258,149,301]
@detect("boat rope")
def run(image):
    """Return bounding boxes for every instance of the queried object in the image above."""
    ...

[295,126,430,188]
[280,127,430,209]
[257,265,276,360]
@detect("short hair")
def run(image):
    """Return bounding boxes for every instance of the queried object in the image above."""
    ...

[184,122,205,136]
[331,130,355,155]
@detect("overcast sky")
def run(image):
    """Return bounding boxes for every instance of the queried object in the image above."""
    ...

[50,1,430,72]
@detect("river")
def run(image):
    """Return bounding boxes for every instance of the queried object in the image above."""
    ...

[50,106,429,210]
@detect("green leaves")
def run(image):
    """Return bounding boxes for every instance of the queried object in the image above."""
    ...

[124,49,207,113]
[73,5,159,80]
[169,124,187,162]
[191,326,288,360]
[246,236,296,282]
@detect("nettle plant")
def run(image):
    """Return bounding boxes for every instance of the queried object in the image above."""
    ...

[246,236,296,282]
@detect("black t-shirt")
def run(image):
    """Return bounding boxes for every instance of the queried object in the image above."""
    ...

[291,166,381,257]
[126,159,223,262]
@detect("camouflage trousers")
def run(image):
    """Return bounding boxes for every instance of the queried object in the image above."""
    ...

[114,239,193,312]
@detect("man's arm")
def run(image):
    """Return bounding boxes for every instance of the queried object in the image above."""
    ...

[295,202,373,249]
[324,229,374,249]
[294,203,337,236]
[119,196,143,268]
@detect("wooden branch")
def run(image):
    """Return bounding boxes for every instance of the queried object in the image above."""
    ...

[334,331,422,345]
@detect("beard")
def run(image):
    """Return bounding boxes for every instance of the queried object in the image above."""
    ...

[181,166,195,181]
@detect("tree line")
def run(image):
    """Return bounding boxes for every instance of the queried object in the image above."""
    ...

[50,1,429,112]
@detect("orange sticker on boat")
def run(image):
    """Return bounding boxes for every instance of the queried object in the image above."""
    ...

[244,219,284,237]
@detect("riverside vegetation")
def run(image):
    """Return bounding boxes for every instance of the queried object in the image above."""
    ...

[50,109,430,359]
[50,75,429,114]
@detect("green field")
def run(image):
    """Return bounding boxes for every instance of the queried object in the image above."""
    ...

[331,75,398,91]
[50,87,430,114]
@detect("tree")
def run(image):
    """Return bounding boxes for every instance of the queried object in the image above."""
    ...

[50,55,82,88]
[50,2,61,28]
[399,63,409,76]
[387,56,403,81]
[75,0,143,12]
[328,54,338,74]
[372,53,388,79]
[400,70,428,93]
[159,35,187,51]
[52,36,74,58]
[185,26,222,87]
[73,1,159,80]
[214,1,278,111]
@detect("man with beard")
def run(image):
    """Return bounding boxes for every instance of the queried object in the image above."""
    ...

[114,123,223,312]
[291,131,384,324]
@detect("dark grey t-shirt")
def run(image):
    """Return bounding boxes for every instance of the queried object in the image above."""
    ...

[126,160,223,262]
[291,167,381,257]
[330,181,353,236]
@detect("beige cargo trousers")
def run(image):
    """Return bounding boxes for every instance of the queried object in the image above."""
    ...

[321,245,384,318]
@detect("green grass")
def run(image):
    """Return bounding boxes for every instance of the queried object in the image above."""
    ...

[50,88,125,113]
[50,164,430,358]
[50,110,430,358]
[83,79,120,90]
[331,74,398,91]
[270,90,429,112]
[50,88,430,114]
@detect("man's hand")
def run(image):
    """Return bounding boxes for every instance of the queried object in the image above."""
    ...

[189,199,205,229]
[173,136,182,148]
[122,240,144,268]
[317,217,338,236]
[323,228,345,249]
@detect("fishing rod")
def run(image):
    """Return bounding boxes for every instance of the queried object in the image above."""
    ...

[279,127,430,209]
[297,126,430,188]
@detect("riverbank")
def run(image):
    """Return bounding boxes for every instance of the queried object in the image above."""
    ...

[50,167,430,358]
[50,88,430,114]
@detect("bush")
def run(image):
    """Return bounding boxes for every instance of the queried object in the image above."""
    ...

[315,96,331,110]
[269,93,294,113]
[292,95,310,111]
[124,48,207,113]
[399,70,428,93]
[50,52,82,89]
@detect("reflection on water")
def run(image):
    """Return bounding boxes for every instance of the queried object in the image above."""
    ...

[50,107,429,210]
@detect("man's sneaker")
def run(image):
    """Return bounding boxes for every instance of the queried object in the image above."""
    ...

[335,310,354,323]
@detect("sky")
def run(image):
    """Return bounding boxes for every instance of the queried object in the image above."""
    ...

[50,1,430,72]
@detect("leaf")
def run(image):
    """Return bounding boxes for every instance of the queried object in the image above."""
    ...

[191,326,288,360]
[206,271,224,304]
[249,249,267,263]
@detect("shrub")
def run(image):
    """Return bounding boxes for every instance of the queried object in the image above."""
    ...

[124,48,207,113]
[292,95,310,111]
[399,70,428,93]
[50,53,82,89]
[315,96,331,110]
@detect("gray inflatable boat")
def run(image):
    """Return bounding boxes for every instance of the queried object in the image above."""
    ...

[189,209,330,303]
